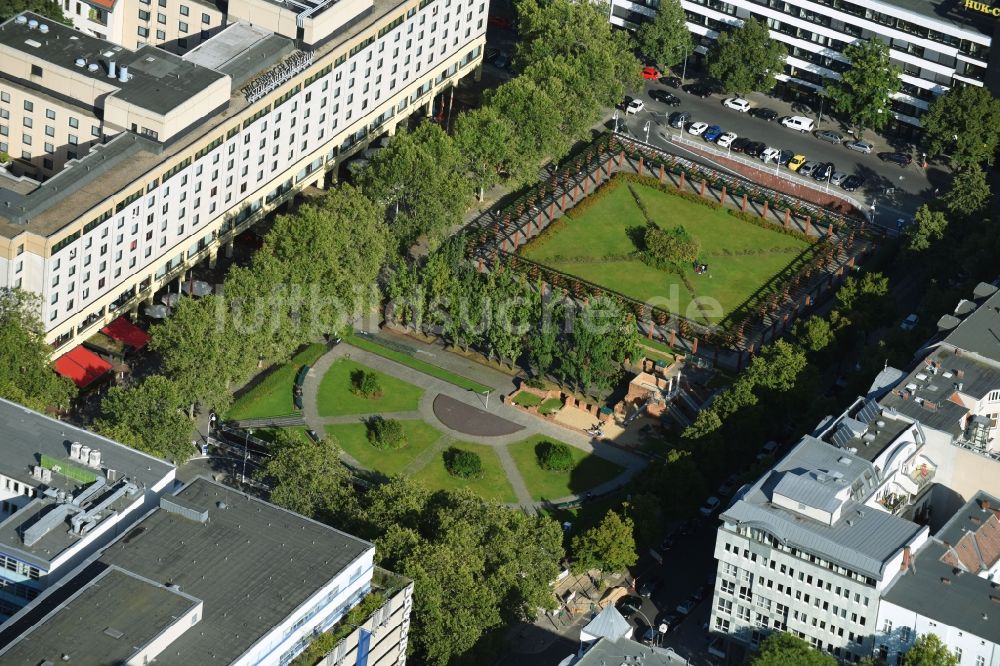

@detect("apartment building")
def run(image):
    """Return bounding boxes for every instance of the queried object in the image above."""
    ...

[609,0,998,134]
[59,0,226,54]
[0,0,487,356]
[0,476,414,666]
[0,397,175,621]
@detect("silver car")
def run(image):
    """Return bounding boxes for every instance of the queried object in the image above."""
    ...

[845,139,874,154]
[830,171,849,186]
[798,160,819,177]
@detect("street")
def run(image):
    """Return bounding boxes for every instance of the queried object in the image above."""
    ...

[617,79,946,228]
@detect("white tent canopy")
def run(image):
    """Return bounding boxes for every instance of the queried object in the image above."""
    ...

[580,604,632,645]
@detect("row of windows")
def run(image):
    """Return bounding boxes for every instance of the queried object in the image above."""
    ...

[732,527,878,586]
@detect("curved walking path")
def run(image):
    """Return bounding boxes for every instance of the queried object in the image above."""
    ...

[300,340,648,511]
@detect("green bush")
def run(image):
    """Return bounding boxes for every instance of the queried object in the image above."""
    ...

[644,225,700,264]
[536,441,574,471]
[443,447,483,479]
[366,416,407,450]
[350,369,382,398]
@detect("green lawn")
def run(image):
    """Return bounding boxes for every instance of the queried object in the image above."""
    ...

[507,435,624,502]
[226,344,327,420]
[317,359,424,417]
[520,181,809,324]
[345,334,491,393]
[512,392,543,407]
[412,441,517,503]
[325,420,443,477]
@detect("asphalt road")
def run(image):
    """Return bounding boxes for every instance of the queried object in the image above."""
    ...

[618,80,948,228]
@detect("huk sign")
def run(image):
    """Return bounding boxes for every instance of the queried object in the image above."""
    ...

[965,0,1000,16]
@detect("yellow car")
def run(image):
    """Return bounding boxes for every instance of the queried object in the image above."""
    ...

[787,154,807,171]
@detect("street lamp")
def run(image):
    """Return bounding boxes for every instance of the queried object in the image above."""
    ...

[481,389,491,409]
[681,45,689,83]
[242,428,252,484]
[643,120,651,144]
[612,109,620,134]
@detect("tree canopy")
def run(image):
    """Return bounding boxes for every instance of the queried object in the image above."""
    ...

[96,375,193,463]
[825,39,901,136]
[943,164,990,218]
[905,205,949,252]
[0,289,75,412]
[0,0,70,25]
[751,632,837,666]
[570,509,637,574]
[707,18,787,95]
[258,430,357,520]
[635,0,694,69]
[922,84,1000,167]
[902,634,959,666]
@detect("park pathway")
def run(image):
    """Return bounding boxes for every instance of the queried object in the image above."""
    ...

[400,434,451,475]
[300,338,648,511]
[311,410,423,426]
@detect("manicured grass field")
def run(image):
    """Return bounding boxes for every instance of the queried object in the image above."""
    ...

[226,344,327,420]
[507,435,624,502]
[519,181,809,324]
[316,359,424,417]
[411,441,517,503]
[345,334,491,393]
[325,420,443,477]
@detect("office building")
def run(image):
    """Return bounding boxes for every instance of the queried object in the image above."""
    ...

[609,0,998,134]
[0,397,175,621]
[0,476,414,666]
[59,0,226,54]
[0,0,487,355]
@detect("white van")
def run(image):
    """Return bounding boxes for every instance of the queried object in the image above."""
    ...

[781,116,815,133]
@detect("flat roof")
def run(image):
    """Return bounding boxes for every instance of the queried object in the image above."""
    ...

[184,22,296,89]
[0,14,227,116]
[0,0,405,236]
[573,637,688,665]
[722,436,924,579]
[941,285,1000,366]
[0,566,201,665]
[882,492,1000,645]
[93,476,373,664]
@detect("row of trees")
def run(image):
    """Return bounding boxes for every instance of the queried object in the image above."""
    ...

[388,236,639,395]
[752,632,959,666]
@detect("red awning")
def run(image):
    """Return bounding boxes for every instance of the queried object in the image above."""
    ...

[101,317,151,350]
[53,346,113,388]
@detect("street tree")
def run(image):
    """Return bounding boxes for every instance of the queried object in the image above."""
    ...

[453,106,518,198]
[484,77,565,183]
[0,289,75,412]
[836,271,892,335]
[570,509,637,575]
[97,375,193,463]
[258,430,356,521]
[751,632,837,666]
[825,39,901,136]
[521,55,604,146]
[707,18,787,95]
[746,340,808,392]
[794,315,836,353]
[943,164,990,217]
[922,84,1000,167]
[635,0,694,69]
[902,634,959,666]
[905,204,949,252]
[0,0,71,24]
[526,297,561,377]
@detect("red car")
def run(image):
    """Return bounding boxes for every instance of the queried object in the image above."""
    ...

[487,15,511,29]
[641,66,660,80]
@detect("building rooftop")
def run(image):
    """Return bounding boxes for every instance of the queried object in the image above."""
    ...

[873,0,994,38]
[940,283,1000,366]
[815,398,915,463]
[90,476,373,664]
[0,14,228,116]
[882,492,1000,645]
[722,436,924,579]
[182,22,295,89]
[0,566,201,665]
[568,636,688,666]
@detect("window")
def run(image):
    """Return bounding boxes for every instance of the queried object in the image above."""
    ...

[45,125,54,137]
[976,657,985,666]
[0,92,9,103]
[202,12,210,23]
[69,117,79,129]
[156,29,166,40]
[157,11,166,22]
[68,134,78,145]
[45,108,55,120]
[882,620,892,634]
[138,26,149,36]
[179,21,188,32]
[23,117,32,128]
[721,580,735,595]
[23,100,33,112]
[955,649,962,662]
[179,3,188,13]
[139,9,149,19]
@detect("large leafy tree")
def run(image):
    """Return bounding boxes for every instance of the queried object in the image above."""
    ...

[902,634,959,666]
[570,509,637,575]
[707,18,787,95]
[97,375,193,462]
[922,84,1000,167]
[0,0,71,25]
[751,633,837,666]
[484,77,565,184]
[257,430,356,521]
[452,106,520,199]
[825,39,901,136]
[635,0,694,69]
[905,204,949,252]
[943,164,990,218]
[0,289,75,412]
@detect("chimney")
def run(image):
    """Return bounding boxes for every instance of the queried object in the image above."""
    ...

[957,369,966,379]
[941,577,951,585]
[983,499,992,512]
[900,546,911,572]
[107,60,116,78]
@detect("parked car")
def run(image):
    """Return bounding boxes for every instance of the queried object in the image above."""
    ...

[641,626,657,645]
[749,107,779,121]
[761,147,781,163]
[879,151,913,167]
[676,598,697,615]
[730,137,752,153]
[716,131,738,148]
[718,474,740,496]
[659,75,682,88]
[798,160,819,177]
[699,496,721,516]
[812,162,834,181]
[787,154,807,171]
[649,89,681,106]
[659,534,676,552]
[626,99,645,114]
[757,440,779,461]
[642,66,660,80]
[494,50,510,69]
[668,111,691,129]
[687,121,709,136]
[777,149,794,166]
[901,313,920,331]
[845,139,874,154]
[723,97,751,112]
[702,125,723,142]
[815,129,844,144]
[840,174,865,192]
[617,595,644,620]
[744,141,767,158]
[639,577,662,598]
[683,83,713,98]
[830,171,849,186]
[656,611,681,634]
[693,584,708,601]
[781,115,815,132]
[618,95,634,110]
